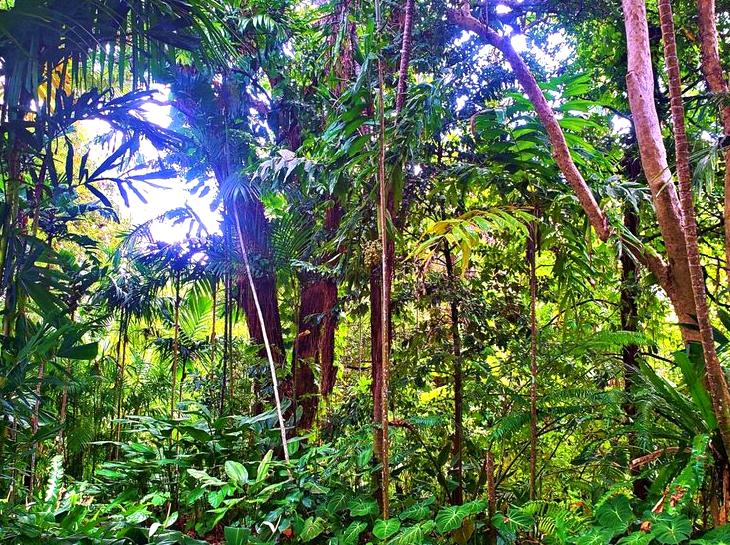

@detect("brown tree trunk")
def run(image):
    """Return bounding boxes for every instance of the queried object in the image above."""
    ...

[696,0,730,283]
[527,217,539,500]
[443,243,464,505]
[621,142,651,500]
[235,196,286,370]
[621,205,650,500]
[292,270,338,430]
[656,0,730,467]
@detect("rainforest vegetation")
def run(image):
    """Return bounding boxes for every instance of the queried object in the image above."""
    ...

[3,0,730,543]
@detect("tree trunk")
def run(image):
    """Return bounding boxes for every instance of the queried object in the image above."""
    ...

[656,0,730,468]
[527,217,539,500]
[621,205,650,500]
[171,272,181,418]
[235,196,286,370]
[622,0,700,342]
[621,142,651,500]
[443,243,464,505]
[696,0,730,283]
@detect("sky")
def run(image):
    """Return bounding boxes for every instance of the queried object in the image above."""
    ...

[79,85,220,244]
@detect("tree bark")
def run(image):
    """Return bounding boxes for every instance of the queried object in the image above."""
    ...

[235,196,286,370]
[696,0,730,283]
[443,243,464,505]
[656,0,730,466]
[621,205,649,500]
[622,0,701,342]
[527,217,538,500]
[621,141,650,501]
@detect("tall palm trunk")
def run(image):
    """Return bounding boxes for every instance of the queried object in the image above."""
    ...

[656,0,730,459]
[696,0,730,283]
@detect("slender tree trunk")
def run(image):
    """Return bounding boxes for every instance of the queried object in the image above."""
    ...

[370,263,385,507]
[486,448,497,545]
[373,0,416,517]
[657,0,730,461]
[527,216,539,500]
[443,243,464,505]
[621,142,651,500]
[28,359,45,496]
[115,322,128,444]
[696,0,730,282]
[171,272,181,418]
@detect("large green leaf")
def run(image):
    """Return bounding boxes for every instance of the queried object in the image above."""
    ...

[595,495,633,535]
[373,518,401,540]
[224,461,248,486]
[435,505,464,534]
[652,514,692,545]
[57,341,98,360]
[340,521,367,545]
[392,521,435,545]
[300,517,325,542]
[348,497,379,517]
[399,498,434,521]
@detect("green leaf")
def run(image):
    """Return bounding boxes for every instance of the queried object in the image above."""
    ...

[435,505,464,534]
[392,521,435,545]
[300,517,326,542]
[325,492,349,514]
[256,450,273,482]
[340,521,367,545]
[57,341,98,360]
[348,497,380,517]
[617,532,654,545]
[457,500,487,517]
[224,461,249,486]
[573,528,614,545]
[595,495,633,535]
[399,499,434,521]
[224,527,250,545]
[357,445,373,468]
[187,468,226,487]
[653,514,692,545]
[373,518,401,540]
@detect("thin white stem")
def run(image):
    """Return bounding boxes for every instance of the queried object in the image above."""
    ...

[233,206,290,463]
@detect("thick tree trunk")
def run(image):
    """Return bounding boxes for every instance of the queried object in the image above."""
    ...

[656,0,730,467]
[696,0,730,283]
[235,196,285,370]
[622,0,699,342]
[292,203,343,430]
